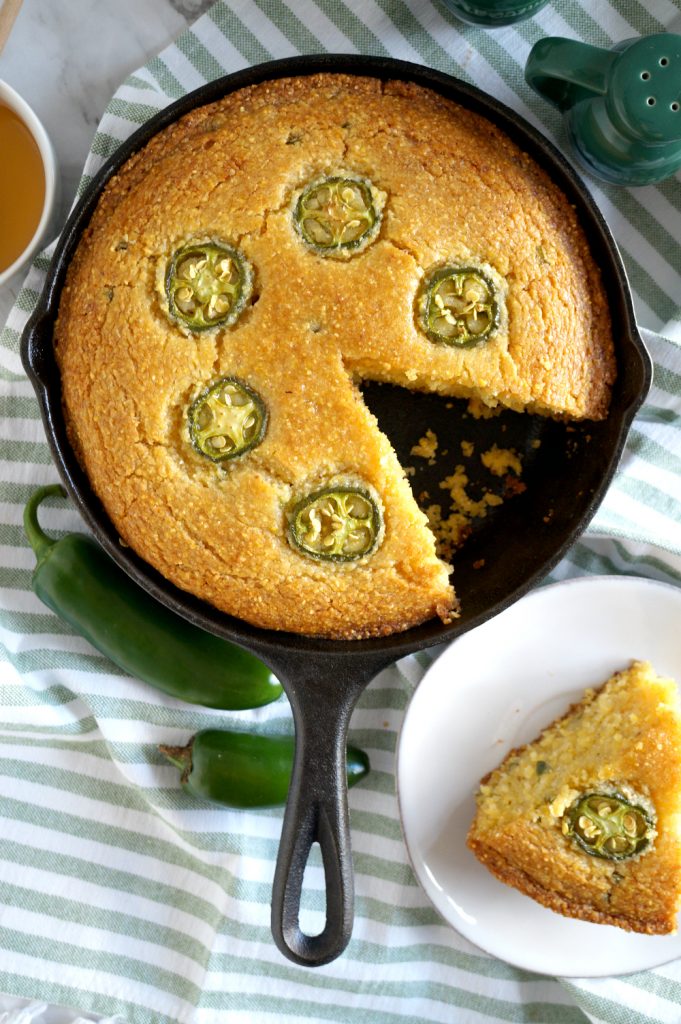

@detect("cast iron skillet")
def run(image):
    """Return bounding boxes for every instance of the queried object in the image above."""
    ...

[22,54,651,968]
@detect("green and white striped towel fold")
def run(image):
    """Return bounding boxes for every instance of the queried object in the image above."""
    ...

[0,998,122,1023]
[0,1,680,1022]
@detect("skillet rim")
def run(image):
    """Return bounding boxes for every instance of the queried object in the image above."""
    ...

[21,52,652,663]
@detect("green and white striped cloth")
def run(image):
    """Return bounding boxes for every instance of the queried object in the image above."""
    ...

[1,1,681,1021]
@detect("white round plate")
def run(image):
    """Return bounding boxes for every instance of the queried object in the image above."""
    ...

[397,575,681,977]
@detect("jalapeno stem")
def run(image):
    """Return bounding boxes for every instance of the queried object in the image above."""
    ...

[159,742,192,780]
[24,484,66,564]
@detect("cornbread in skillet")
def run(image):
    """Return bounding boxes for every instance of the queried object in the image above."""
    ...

[467,662,681,934]
[55,74,616,638]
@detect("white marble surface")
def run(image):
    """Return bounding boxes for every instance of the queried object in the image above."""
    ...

[0,0,213,328]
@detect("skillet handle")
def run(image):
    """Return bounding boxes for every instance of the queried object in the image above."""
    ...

[268,652,390,967]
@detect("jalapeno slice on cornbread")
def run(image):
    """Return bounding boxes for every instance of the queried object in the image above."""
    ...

[288,486,382,562]
[418,265,499,347]
[188,377,267,462]
[293,175,383,256]
[166,241,253,331]
[562,791,656,861]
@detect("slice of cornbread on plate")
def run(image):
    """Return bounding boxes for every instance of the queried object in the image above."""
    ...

[467,660,681,934]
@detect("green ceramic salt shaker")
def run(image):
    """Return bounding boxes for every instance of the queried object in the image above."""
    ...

[525,33,681,185]
[440,0,550,26]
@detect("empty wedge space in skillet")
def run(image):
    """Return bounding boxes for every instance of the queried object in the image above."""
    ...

[53,71,616,640]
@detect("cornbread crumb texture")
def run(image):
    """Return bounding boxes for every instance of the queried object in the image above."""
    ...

[56,73,615,638]
[424,443,525,561]
[467,661,681,934]
[411,430,438,461]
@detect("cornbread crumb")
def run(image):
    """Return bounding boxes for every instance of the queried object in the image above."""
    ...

[481,444,522,477]
[468,398,503,419]
[425,503,471,561]
[467,661,681,934]
[461,440,474,457]
[440,466,503,518]
[425,449,527,561]
[411,429,438,460]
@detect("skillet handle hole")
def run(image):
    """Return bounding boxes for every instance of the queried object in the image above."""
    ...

[299,841,327,938]
[273,794,351,966]
[256,648,390,966]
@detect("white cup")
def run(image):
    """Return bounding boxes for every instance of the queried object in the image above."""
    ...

[0,79,58,287]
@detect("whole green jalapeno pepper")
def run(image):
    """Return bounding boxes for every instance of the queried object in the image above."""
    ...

[160,729,370,808]
[24,485,283,710]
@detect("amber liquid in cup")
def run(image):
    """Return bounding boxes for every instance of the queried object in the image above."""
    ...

[0,101,45,274]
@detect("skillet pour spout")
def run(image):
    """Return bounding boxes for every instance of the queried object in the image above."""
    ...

[20,54,651,968]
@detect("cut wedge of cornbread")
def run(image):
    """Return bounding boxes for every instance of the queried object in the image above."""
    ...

[467,661,681,933]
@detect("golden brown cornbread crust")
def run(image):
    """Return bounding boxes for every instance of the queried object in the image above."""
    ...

[467,843,677,934]
[55,74,615,638]
[467,662,681,934]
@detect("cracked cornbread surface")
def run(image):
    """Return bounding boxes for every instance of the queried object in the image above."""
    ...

[55,74,616,638]
[467,661,681,934]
